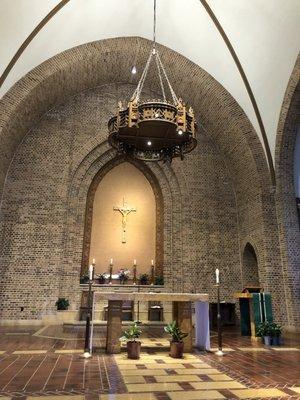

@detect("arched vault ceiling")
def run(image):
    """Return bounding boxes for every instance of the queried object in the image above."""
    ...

[0,0,299,159]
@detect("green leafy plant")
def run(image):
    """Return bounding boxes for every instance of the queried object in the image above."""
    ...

[270,322,282,337]
[164,321,188,343]
[120,322,142,342]
[256,321,273,337]
[139,273,150,285]
[155,275,164,285]
[56,298,70,311]
[97,273,106,284]
[80,273,89,284]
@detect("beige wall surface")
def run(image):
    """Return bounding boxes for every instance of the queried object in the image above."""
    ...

[89,162,156,275]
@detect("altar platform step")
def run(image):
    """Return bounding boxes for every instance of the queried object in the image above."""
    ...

[63,320,166,327]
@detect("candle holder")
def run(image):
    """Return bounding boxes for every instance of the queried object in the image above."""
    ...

[151,265,155,285]
[215,283,224,356]
[83,263,95,358]
[133,265,137,285]
[109,265,113,285]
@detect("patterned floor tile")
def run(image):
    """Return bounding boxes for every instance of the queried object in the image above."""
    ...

[13,350,47,354]
[174,368,219,375]
[167,391,225,400]
[122,369,168,376]
[229,388,288,398]
[100,394,158,399]
[188,367,222,374]
[155,374,202,382]
[54,349,83,354]
[126,382,183,392]
[208,374,233,381]
[123,375,146,384]
[0,351,6,355]
[289,387,300,394]
[191,381,246,390]
[271,347,300,351]
[237,347,269,352]
[210,347,235,352]
[27,397,84,400]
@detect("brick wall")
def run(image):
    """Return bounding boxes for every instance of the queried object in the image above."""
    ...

[0,37,294,328]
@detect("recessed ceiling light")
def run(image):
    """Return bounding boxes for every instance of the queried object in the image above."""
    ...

[147,141,152,146]
[178,129,183,135]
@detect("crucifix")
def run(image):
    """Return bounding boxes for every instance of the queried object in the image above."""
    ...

[113,198,136,243]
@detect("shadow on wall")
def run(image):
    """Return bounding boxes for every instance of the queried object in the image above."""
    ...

[242,243,260,288]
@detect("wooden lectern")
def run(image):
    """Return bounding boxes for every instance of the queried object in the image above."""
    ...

[234,287,273,339]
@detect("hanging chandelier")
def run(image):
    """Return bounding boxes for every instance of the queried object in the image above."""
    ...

[108,1,197,162]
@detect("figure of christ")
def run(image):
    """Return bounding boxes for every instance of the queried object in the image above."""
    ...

[113,198,137,243]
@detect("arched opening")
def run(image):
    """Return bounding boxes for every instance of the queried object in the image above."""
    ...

[81,159,164,280]
[242,243,260,287]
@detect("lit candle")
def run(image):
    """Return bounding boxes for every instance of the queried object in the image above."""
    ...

[151,264,155,285]
[215,268,220,284]
[92,258,95,265]
[109,265,113,284]
[89,264,94,280]
[151,259,154,266]
[133,264,137,285]
[133,259,137,266]
[110,258,113,265]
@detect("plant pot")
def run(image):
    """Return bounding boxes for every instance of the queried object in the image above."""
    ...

[263,335,272,346]
[127,341,141,359]
[170,341,184,358]
[272,335,281,346]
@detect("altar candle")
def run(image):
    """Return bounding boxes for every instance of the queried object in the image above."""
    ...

[92,258,95,265]
[89,264,94,280]
[151,259,154,266]
[133,264,137,284]
[151,264,155,285]
[110,258,113,265]
[133,259,137,266]
[109,265,113,284]
[215,268,220,284]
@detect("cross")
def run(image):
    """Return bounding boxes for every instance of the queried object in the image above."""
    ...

[113,198,137,243]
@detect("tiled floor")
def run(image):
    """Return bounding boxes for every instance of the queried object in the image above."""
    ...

[0,325,299,399]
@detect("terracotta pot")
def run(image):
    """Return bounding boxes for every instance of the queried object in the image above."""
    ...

[170,341,184,358]
[127,341,141,359]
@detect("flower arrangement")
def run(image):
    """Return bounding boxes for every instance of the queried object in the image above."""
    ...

[118,268,130,284]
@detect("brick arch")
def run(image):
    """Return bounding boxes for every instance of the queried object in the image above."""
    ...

[275,55,300,329]
[0,36,270,206]
[80,155,165,278]
[58,141,189,305]
[242,242,260,287]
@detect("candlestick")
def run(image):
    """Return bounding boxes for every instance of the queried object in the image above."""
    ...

[109,265,113,284]
[133,264,137,285]
[151,264,155,285]
[110,258,113,265]
[89,264,94,281]
[215,268,220,284]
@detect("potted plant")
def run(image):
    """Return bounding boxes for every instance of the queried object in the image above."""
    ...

[120,322,142,359]
[118,269,130,284]
[257,321,273,346]
[139,273,150,285]
[270,322,282,346]
[164,321,188,358]
[97,273,106,284]
[56,298,70,311]
[155,275,164,285]
[80,273,89,284]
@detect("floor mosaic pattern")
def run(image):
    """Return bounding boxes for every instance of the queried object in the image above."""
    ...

[0,325,299,399]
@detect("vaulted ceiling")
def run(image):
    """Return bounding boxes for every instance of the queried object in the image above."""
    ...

[0,0,299,160]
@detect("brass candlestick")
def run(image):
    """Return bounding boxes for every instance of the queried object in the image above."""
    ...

[151,265,155,285]
[133,265,137,285]
[109,265,113,284]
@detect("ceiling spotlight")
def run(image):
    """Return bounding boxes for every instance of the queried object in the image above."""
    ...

[178,129,183,135]
[155,112,159,118]
[131,65,137,74]
[147,141,152,146]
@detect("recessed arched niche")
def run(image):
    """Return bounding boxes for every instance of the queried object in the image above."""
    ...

[242,243,260,287]
[86,162,159,275]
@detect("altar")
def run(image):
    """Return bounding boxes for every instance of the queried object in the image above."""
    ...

[87,290,210,354]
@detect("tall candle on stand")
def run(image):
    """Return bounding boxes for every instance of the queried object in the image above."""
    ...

[151,259,155,285]
[133,260,137,285]
[215,268,220,284]
[109,258,113,284]
[89,264,94,281]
